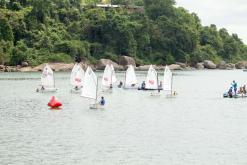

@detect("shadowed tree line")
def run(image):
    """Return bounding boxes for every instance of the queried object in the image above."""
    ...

[0,0,246,66]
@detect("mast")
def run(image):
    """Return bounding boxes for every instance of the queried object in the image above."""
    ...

[171,72,173,95]
[95,77,98,104]
[124,66,127,88]
[156,71,159,91]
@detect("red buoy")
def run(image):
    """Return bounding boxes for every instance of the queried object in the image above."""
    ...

[48,96,62,109]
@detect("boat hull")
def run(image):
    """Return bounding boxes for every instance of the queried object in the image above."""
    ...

[89,103,104,110]
[38,88,58,93]
[223,93,247,98]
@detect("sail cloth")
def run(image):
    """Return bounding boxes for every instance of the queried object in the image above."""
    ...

[125,65,137,86]
[70,63,79,85]
[70,64,85,87]
[41,64,55,88]
[145,65,158,89]
[81,67,98,99]
[163,65,173,92]
[102,64,117,87]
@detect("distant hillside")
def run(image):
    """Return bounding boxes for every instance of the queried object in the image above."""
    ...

[0,0,246,66]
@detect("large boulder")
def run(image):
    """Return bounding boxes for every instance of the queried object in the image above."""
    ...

[96,59,119,70]
[137,65,150,71]
[226,63,235,70]
[18,67,33,72]
[32,63,74,72]
[21,61,29,67]
[203,60,216,69]
[119,56,136,67]
[176,62,187,69]
[217,61,227,69]
[169,64,182,70]
[235,61,247,69]
[196,63,204,69]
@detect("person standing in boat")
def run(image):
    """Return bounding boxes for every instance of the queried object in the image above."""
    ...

[100,96,105,106]
[243,85,247,94]
[228,87,233,98]
[141,81,146,90]
[118,81,123,88]
[232,80,237,95]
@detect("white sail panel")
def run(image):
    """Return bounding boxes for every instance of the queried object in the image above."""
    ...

[81,67,97,99]
[145,65,158,89]
[102,64,117,87]
[163,65,172,91]
[73,65,85,87]
[41,64,55,88]
[125,65,137,86]
[70,63,79,85]
[110,64,117,84]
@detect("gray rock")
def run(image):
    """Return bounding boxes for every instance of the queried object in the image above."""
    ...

[119,56,136,67]
[217,61,227,69]
[203,60,216,69]
[169,64,182,70]
[226,63,235,70]
[18,67,33,72]
[137,65,150,71]
[235,61,247,69]
[196,63,204,69]
[176,62,187,69]
[32,63,74,72]
[96,59,119,70]
[21,61,29,67]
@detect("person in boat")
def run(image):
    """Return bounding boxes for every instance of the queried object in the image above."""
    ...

[158,81,163,90]
[41,86,45,90]
[228,87,233,98]
[74,86,79,91]
[118,81,123,88]
[239,86,244,94]
[131,84,136,87]
[243,85,247,94]
[141,81,146,90]
[232,80,237,95]
[100,96,105,106]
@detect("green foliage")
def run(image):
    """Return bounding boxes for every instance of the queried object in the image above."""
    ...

[0,0,246,66]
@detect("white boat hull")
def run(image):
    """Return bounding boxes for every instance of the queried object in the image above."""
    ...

[37,88,58,93]
[70,88,82,94]
[89,103,104,110]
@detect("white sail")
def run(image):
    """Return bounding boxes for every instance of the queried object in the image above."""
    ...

[110,64,117,84]
[41,64,55,88]
[125,65,137,86]
[163,65,173,91]
[73,65,85,87]
[70,63,79,85]
[102,64,117,87]
[81,67,97,99]
[145,65,158,89]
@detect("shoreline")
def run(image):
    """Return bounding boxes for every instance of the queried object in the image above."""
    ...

[1,57,246,72]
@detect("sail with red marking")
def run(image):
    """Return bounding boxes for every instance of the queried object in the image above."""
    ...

[145,65,158,90]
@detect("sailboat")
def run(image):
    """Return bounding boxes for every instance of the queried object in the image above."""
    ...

[144,65,159,90]
[163,65,176,96]
[81,67,103,109]
[70,63,85,93]
[123,65,138,89]
[102,64,117,92]
[38,64,57,92]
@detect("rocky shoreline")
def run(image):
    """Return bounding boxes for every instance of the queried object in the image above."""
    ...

[0,56,246,72]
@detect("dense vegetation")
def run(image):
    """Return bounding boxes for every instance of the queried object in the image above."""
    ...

[0,0,247,66]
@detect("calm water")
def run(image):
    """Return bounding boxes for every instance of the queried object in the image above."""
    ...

[1,70,247,165]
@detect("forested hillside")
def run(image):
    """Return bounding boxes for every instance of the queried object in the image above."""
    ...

[0,0,247,66]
